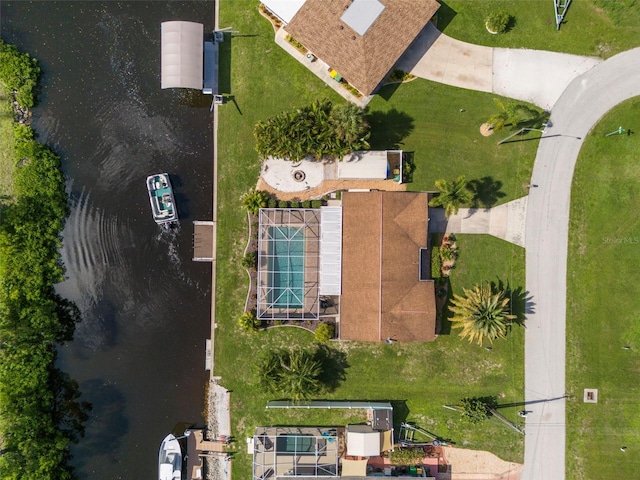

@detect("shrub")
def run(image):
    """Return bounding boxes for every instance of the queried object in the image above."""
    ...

[343,83,363,98]
[389,447,426,465]
[241,251,258,270]
[267,198,277,208]
[241,189,270,215]
[440,245,457,262]
[254,98,369,160]
[238,311,261,332]
[311,199,323,208]
[290,200,300,208]
[485,11,511,34]
[302,200,311,208]
[387,68,415,83]
[0,39,41,108]
[278,200,289,208]
[285,34,307,54]
[314,323,334,343]
[431,246,441,279]
[460,397,492,423]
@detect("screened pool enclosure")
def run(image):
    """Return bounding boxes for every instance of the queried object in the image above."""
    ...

[257,209,321,321]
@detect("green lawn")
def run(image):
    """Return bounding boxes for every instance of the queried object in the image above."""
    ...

[218,235,525,480]
[439,0,640,57]
[566,98,640,480]
[0,88,16,198]
[215,3,527,478]
[368,81,537,203]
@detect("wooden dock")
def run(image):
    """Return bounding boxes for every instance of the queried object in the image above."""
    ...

[193,220,214,261]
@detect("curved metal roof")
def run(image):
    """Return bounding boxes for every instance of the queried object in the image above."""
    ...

[161,21,203,89]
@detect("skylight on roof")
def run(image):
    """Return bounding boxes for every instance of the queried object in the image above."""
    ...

[340,0,386,36]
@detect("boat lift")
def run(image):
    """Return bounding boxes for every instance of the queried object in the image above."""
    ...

[397,423,447,447]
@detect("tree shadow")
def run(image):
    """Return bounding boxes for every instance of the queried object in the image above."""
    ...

[72,379,128,471]
[467,176,506,209]
[479,395,499,411]
[490,278,535,327]
[368,108,414,150]
[314,344,349,393]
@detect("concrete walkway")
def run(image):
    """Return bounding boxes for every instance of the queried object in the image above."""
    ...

[397,23,601,110]
[522,47,640,480]
[429,197,527,247]
[273,27,372,107]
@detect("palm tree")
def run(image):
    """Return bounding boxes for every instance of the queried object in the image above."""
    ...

[330,103,370,146]
[241,189,270,215]
[429,176,473,216]
[487,98,547,132]
[448,283,516,345]
[258,347,323,401]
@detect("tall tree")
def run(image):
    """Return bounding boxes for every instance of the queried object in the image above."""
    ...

[429,176,473,216]
[448,283,516,345]
[258,347,323,401]
[253,99,370,160]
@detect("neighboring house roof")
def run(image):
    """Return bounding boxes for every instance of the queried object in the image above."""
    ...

[284,0,440,95]
[340,191,436,342]
[262,0,307,24]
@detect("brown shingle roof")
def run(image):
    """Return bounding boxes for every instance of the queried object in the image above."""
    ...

[284,0,440,95]
[340,192,436,342]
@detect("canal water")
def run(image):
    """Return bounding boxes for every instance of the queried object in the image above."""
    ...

[1,2,214,478]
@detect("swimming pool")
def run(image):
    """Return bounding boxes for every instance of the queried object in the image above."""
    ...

[267,227,305,308]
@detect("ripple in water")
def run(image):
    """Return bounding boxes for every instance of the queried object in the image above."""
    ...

[57,185,134,351]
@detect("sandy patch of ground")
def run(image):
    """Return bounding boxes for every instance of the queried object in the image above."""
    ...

[205,380,232,480]
[207,380,231,439]
[480,123,494,136]
[441,446,522,480]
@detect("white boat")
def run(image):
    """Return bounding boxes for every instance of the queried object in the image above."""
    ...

[147,173,178,225]
[158,434,183,480]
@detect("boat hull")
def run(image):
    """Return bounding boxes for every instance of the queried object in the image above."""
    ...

[147,173,178,225]
[158,434,183,480]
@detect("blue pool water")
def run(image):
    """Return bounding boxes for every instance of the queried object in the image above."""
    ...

[268,227,304,308]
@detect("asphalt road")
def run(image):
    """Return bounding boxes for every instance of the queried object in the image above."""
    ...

[522,47,640,480]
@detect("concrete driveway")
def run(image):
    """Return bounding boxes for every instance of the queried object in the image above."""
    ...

[429,197,528,247]
[397,23,601,110]
[522,47,640,480]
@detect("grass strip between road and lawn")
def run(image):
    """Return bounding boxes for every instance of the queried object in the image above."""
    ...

[566,98,640,480]
[213,2,542,477]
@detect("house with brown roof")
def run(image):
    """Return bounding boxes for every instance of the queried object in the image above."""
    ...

[264,0,440,96]
[340,191,436,342]
[255,191,436,342]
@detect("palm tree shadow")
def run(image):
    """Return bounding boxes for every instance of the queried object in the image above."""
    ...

[368,108,415,150]
[314,344,349,393]
[490,278,535,327]
[468,177,506,209]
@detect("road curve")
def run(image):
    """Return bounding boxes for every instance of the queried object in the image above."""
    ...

[523,47,640,480]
